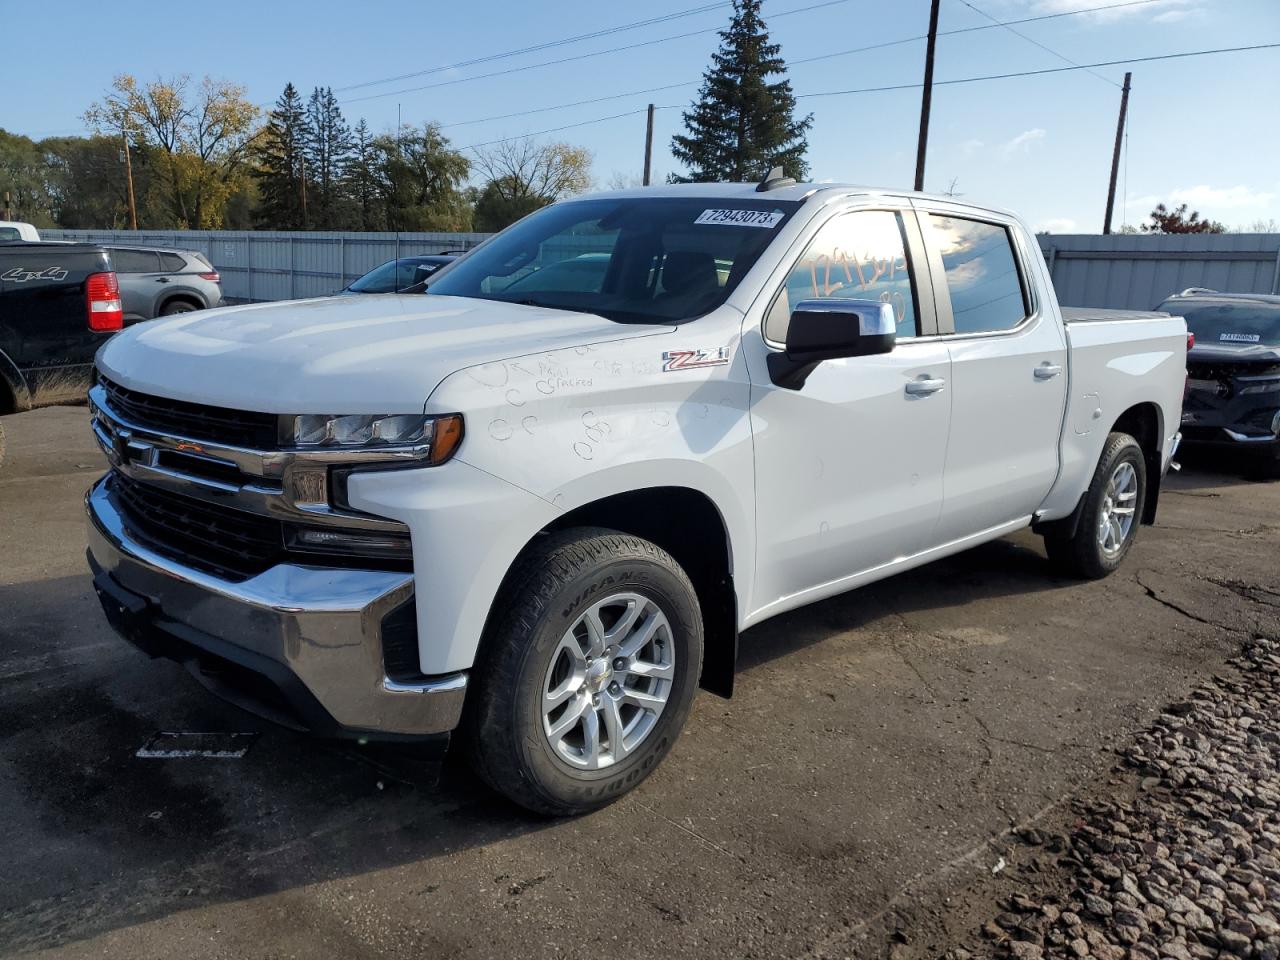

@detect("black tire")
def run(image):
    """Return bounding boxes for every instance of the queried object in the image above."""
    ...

[1044,431,1147,580]
[465,527,703,816]
[1246,450,1280,482]
[160,299,199,316]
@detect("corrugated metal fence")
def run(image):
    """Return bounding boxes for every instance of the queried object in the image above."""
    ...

[44,228,1280,310]
[1037,233,1280,310]
[43,229,494,302]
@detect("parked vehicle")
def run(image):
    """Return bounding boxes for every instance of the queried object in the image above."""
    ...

[105,246,223,322]
[0,221,41,242]
[342,254,459,294]
[0,242,122,465]
[1157,289,1280,479]
[84,178,1188,814]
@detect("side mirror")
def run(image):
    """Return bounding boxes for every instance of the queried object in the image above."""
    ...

[767,298,896,390]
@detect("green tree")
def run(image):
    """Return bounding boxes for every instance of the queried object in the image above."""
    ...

[252,83,307,229]
[41,134,152,228]
[670,0,811,183]
[347,118,382,230]
[376,123,471,231]
[302,86,353,228]
[0,128,58,226]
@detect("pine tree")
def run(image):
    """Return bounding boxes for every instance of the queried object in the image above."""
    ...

[347,118,381,230]
[252,83,307,229]
[302,86,353,228]
[670,0,812,183]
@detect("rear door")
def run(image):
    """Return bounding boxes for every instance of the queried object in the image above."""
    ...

[914,203,1068,542]
[109,248,163,321]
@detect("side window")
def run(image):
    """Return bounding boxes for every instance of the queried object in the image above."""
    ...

[111,249,161,273]
[927,215,1029,334]
[766,210,919,343]
[159,252,187,272]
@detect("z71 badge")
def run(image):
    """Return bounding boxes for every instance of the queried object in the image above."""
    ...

[662,347,730,372]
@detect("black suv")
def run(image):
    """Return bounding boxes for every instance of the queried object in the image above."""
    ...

[1158,289,1280,478]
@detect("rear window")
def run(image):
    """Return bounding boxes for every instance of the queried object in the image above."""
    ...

[111,249,161,273]
[1159,300,1280,347]
[0,227,19,241]
[160,252,187,272]
[927,215,1029,334]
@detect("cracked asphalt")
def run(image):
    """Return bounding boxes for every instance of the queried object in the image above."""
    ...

[2,406,1277,960]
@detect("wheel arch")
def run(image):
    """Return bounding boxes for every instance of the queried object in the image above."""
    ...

[1110,401,1163,524]
[0,350,32,414]
[499,485,740,698]
[158,292,204,315]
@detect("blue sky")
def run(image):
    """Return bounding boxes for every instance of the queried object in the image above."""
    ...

[2,0,1277,232]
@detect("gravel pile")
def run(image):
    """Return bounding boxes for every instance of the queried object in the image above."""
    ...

[981,635,1280,960]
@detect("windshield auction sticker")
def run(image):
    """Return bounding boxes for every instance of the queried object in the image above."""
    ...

[694,209,784,228]
[1220,333,1261,343]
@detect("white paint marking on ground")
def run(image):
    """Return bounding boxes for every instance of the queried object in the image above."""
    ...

[136,732,258,759]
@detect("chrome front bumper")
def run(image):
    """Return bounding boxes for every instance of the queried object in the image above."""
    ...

[86,477,467,738]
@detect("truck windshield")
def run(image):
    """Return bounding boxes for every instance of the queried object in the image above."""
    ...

[426,196,802,323]
[1161,301,1280,347]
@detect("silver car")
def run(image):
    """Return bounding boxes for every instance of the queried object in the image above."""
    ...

[107,246,224,323]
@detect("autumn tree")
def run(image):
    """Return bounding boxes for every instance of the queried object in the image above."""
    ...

[86,74,258,228]
[472,138,592,231]
[252,83,307,229]
[1141,203,1225,235]
[670,0,811,183]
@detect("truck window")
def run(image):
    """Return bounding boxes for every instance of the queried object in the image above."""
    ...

[927,216,1029,335]
[765,210,919,344]
[0,227,19,241]
[111,249,162,274]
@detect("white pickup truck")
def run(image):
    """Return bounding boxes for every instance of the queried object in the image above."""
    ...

[86,176,1187,814]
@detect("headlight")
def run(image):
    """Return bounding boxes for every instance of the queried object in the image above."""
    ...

[282,413,464,464]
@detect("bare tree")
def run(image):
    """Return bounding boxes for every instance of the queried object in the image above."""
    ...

[472,138,592,203]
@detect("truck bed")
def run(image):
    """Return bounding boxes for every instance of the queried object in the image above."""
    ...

[1061,306,1171,323]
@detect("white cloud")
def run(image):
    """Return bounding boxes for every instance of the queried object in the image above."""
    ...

[1037,218,1078,233]
[1017,0,1198,21]
[1128,185,1278,212]
[1001,128,1046,156]
[961,138,985,157]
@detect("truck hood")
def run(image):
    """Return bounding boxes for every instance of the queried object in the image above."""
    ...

[96,294,671,413]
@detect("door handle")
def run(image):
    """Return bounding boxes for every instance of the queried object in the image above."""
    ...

[1034,362,1063,380]
[155,277,170,283]
[905,376,946,397]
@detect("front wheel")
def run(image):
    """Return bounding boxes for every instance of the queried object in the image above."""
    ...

[1044,431,1147,579]
[465,527,703,816]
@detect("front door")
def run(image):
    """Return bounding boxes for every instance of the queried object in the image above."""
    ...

[745,207,952,616]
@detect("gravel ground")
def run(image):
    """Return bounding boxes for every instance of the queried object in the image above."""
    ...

[974,631,1280,960]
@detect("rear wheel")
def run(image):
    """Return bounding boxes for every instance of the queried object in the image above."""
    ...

[465,527,703,816]
[1044,431,1147,579]
[160,299,199,316]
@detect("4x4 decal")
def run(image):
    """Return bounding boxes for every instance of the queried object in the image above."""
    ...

[2,266,70,283]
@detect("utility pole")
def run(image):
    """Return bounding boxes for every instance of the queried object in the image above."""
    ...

[1103,71,1132,235]
[913,0,941,192]
[121,128,138,230]
[642,103,655,186]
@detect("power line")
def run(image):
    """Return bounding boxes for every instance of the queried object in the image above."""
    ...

[435,0,1167,132]
[797,43,1280,99]
[339,0,856,106]
[454,42,1280,153]
[334,2,730,93]
[952,0,1122,87]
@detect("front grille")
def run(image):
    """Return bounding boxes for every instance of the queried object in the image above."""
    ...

[101,377,278,449]
[109,472,285,580]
